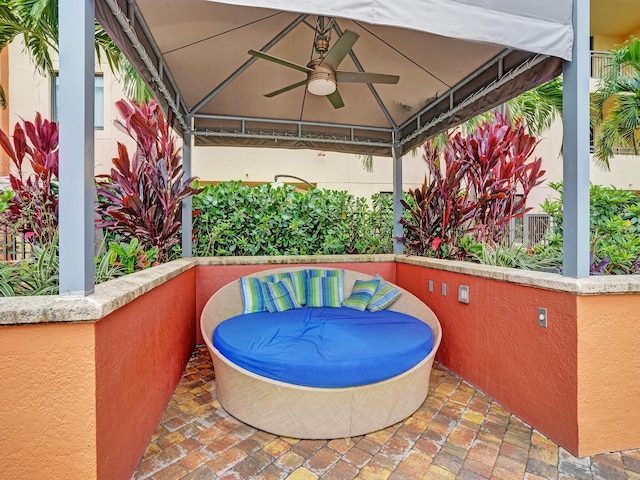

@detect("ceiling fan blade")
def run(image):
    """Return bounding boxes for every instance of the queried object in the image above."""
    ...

[265,80,308,97]
[327,89,345,109]
[336,71,400,84]
[321,30,360,70]
[248,49,312,74]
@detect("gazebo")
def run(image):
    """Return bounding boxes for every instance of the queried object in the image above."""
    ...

[58,0,589,295]
[12,2,635,479]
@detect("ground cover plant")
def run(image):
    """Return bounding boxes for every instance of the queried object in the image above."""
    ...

[192,181,394,256]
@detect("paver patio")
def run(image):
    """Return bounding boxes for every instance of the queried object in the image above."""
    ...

[133,346,640,480]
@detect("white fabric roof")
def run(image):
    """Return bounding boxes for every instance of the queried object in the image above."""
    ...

[96,0,572,156]
[215,0,573,60]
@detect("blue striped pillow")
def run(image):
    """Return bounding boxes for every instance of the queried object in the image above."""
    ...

[261,278,302,312]
[342,278,380,311]
[307,269,344,303]
[240,276,267,314]
[264,270,307,306]
[367,277,402,312]
[306,276,342,308]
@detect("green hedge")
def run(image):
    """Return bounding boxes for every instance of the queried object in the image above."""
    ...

[540,182,640,274]
[192,182,394,256]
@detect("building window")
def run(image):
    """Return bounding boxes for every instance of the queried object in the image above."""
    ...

[52,73,104,129]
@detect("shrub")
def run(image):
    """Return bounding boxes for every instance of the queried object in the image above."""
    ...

[0,237,60,296]
[95,99,200,263]
[401,113,545,259]
[0,113,59,246]
[540,182,640,274]
[192,182,394,256]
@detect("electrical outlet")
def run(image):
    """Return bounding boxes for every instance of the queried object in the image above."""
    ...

[442,283,447,296]
[538,307,547,328]
[428,280,434,292]
[458,285,469,304]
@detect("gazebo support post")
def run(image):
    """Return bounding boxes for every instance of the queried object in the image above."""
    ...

[182,124,193,257]
[562,0,590,278]
[392,141,403,254]
[58,0,96,295]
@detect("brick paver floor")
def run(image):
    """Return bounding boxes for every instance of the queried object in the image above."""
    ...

[133,346,640,479]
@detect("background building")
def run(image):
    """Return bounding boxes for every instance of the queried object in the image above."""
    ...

[1,5,639,210]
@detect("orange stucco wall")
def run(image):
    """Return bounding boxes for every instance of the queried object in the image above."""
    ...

[396,263,580,454]
[195,262,396,344]
[4,259,640,476]
[95,269,196,480]
[0,269,196,480]
[0,322,98,479]
[576,294,640,456]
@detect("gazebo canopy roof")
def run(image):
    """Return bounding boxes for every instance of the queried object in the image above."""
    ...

[96,0,572,156]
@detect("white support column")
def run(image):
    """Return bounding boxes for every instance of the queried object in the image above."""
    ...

[182,127,193,257]
[58,0,95,295]
[392,142,404,254]
[562,0,590,278]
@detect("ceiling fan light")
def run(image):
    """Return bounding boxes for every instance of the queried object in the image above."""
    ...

[308,78,337,96]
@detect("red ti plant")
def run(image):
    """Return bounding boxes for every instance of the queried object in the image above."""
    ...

[0,113,59,246]
[401,112,545,258]
[95,99,201,263]
[462,113,545,244]
[400,140,476,258]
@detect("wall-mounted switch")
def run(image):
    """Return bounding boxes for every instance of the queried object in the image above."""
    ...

[428,280,434,292]
[538,307,547,328]
[458,285,469,304]
[442,283,447,296]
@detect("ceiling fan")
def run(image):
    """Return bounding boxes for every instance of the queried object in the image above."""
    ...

[248,26,400,109]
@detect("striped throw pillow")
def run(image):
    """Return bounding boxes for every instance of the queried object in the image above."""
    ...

[307,269,345,304]
[306,276,342,308]
[240,276,267,314]
[367,277,402,312]
[342,278,380,311]
[261,278,302,313]
[264,270,307,306]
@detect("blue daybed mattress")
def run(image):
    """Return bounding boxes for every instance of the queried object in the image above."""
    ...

[213,307,434,388]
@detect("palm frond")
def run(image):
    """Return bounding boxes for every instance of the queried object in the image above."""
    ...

[358,154,373,173]
[507,77,563,137]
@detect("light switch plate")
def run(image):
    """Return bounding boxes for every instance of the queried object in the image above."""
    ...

[538,307,547,328]
[458,285,469,304]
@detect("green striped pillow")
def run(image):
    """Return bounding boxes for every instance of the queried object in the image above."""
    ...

[367,277,402,312]
[261,278,302,313]
[342,278,380,311]
[265,270,307,306]
[307,269,344,303]
[240,276,267,314]
[306,276,342,308]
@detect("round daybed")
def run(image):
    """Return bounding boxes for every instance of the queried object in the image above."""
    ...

[200,267,442,439]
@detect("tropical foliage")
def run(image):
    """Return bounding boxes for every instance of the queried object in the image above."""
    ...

[192,181,395,256]
[95,99,200,263]
[400,113,545,258]
[0,0,148,106]
[0,234,60,296]
[540,182,640,274]
[591,37,640,170]
[0,233,160,296]
[0,100,194,295]
[0,112,59,246]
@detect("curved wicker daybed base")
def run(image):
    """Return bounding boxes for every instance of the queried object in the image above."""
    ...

[200,267,442,439]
